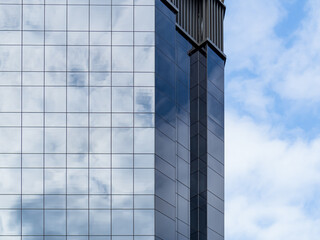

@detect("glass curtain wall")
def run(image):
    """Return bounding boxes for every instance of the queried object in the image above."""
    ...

[0,0,155,239]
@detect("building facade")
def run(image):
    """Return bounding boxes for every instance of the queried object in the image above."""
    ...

[0,0,225,240]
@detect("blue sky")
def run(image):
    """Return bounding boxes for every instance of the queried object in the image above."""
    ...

[225,0,320,239]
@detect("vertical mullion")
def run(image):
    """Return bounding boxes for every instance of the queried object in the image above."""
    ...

[20,0,23,238]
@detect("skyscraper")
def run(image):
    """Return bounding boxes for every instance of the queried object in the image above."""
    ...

[0,0,225,239]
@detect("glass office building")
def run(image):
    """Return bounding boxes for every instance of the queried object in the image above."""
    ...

[0,0,225,239]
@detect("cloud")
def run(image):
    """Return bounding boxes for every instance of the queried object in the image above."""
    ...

[225,0,320,120]
[226,111,320,240]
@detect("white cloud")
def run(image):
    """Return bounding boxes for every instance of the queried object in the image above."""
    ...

[225,0,320,118]
[226,112,320,239]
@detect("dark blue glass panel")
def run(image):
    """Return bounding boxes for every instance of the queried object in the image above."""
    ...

[177,118,189,149]
[155,170,176,206]
[207,57,224,92]
[156,155,175,180]
[207,94,224,127]
[156,34,175,62]
[176,44,189,72]
[156,76,175,101]
[176,31,192,51]
[155,211,176,240]
[155,89,176,126]
[207,131,224,164]
[155,129,176,167]
[155,8,175,47]
[208,80,224,104]
[155,196,175,220]
[207,47,225,69]
[176,67,189,88]
[207,154,224,177]
[156,115,176,141]
[208,117,224,141]
[208,205,224,236]
[177,80,189,111]
[207,168,224,200]
[155,0,176,22]
[177,157,189,186]
[156,49,175,87]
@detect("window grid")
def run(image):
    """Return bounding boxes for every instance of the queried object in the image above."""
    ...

[0,0,155,239]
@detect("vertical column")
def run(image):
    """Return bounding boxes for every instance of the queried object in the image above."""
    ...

[190,49,208,240]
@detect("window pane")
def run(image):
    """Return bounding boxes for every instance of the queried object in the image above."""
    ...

[112,73,133,87]
[0,195,21,209]
[89,210,110,235]
[0,5,21,30]
[68,32,88,46]
[112,210,133,235]
[22,128,43,153]
[134,6,154,31]
[112,169,133,194]
[46,32,66,45]
[112,195,133,209]
[112,128,133,153]
[45,154,66,168]
[0,169,21,194]
[90,113,111,127]
[89,169,110,194]
[45,46,66,71]
[134,210,154,235]
[22,87,43,112]
[134,47,155,72]
[22,195,43,209]
[23,46,44,71]
[67,113,88,127]
[22,169,43,194]
[45,5,66,30]
[67,169,88,194]
[90,128,111,153]
[67,87,88,112]
[90,195,110,209]
[0,128,20,153]
[45,195,66,209]
[67,128,88,153]
[67,154,88,168]
[90,32,111,46]
[112,87,133,112]
[134,169,154,194]
[45,210,66,235]
[68,72,88,87]
[0,87,20,112]
[134,128,154,153]
[68,6,88,31]
[135,32,155,46]
[22,210,43,235]
[45,128,66,153]
[90,46,111,71]
[90,6,111,31]
[45,87,66,112]
[0,210,21,235]
[67,210,88,235]
[112,6,133,31]
[134,113,154,127]
[112,47,133,71]
[68,47,88,71]
[23,5,44,30]
[45,169,66,194]
[112,114,133,127]
[134,87,155,112]
[90,154,111,168]
[112,32,133,46]
[90,87,111,112]
[0,46,20,71]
